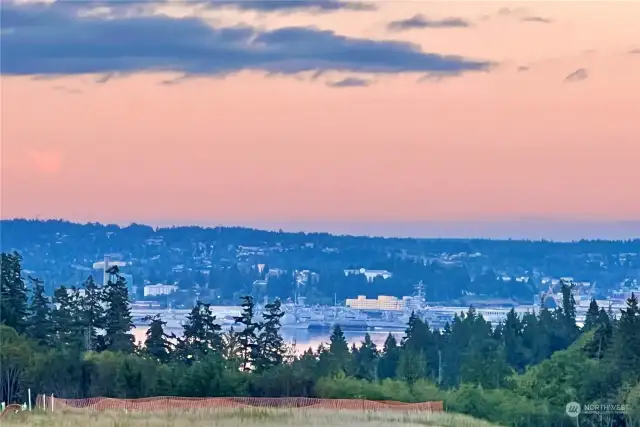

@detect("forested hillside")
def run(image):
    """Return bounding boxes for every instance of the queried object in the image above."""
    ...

[2,219,639,304]
[2,252,639,426]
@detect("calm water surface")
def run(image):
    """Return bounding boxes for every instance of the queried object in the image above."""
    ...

[133,326,404,354]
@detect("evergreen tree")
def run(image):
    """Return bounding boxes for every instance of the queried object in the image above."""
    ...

[51,286,84,348]
[353,333,378,381]
[397,346,426,384]
[402,312,437,379]
[612,293,640,381]
[256,299,286,372]
[0,252,29,333]
[329,324,349,358]
[561,282,580,343]
[222,326,241,362]
[101,266,134,353]
[80,275,105,351]
[327,324,350,375]
[461,336,511,389]
[176,301,222,362]
[233,295,261,371]
[143,315,173,363]
[583,299,600,331]
[378,333,400,379]
[26,276,52,346]
[401,311,420,347]
[586,307,613,360]
[502,308,528,372]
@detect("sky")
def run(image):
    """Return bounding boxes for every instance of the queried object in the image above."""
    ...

[1,0,639,239]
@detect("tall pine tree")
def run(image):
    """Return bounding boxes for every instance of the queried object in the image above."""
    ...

[176,301,222,362]
[0,252,29,333]
[80,275,105,351]
[26,276,52,346]
[144,315,173,363]
[583,299,600,332]
[51,286,85,348]
[327,324,350,375]
[101,266,134,353]
[256,299,286,372]
[378,333,400,379]
[233,295,261,371]
[353,333,378,381]
[502,308,528,372]
[612,293,640,381]
[560,282,580,344]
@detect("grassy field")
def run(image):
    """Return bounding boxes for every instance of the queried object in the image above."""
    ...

[2,408,500,427]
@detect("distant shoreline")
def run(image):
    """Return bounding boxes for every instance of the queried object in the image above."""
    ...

[3,218,640,241]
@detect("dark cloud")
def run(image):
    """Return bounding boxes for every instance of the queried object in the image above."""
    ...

[517,65,530,72]
[326,77,371,88]
[0,2,493,77]
[387,14,470,32]
[564,68,588,83]
[630,49,640,55]
[26,0,374,14]
[521,16,552,24]
[204,0,376,13]
[95,73,117,84]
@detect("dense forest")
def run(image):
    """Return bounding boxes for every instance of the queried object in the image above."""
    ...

[1,251,639,426]
[2,219,639,305]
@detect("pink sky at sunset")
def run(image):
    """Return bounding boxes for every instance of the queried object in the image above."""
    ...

[1,0,639,236]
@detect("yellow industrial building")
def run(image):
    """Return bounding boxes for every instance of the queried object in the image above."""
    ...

[345,295,409,311]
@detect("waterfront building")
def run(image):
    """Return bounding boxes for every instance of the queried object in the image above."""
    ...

[346,295,408,311]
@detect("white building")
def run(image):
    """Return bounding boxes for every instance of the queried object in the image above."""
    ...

[144,283,178,297]
[295,269,319,286]
[344,268,393,282]
[92,260,128,270]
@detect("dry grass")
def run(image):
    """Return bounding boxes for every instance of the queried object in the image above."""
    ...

[2,408,500,427]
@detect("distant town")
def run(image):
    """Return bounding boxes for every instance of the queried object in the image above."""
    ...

[2,219,639,332]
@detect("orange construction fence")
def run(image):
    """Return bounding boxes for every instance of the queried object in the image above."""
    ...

[35,395,444,413]
[0,404,24,418]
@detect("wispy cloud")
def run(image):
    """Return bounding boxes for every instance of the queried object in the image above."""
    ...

[1,2,493,78]
[51,85,83,95]
[497,7,526,17]
[630,48,640,55]
[205,0,376,13]
[497,8,552,24]
[521,16,553,24]
[564,68,588,83]
[517,65,530,72]
[387,14,470,32]
[326,77,372,88]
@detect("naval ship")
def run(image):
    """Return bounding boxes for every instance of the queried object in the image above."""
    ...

[279,295,412,331]
[132,282,443,332]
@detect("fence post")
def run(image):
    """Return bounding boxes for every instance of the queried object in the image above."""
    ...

[28,389,32,411]
[51,394,54,412]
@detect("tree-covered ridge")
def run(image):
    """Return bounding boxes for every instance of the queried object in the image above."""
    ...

[1,219,639,304]
[2,252,639,426]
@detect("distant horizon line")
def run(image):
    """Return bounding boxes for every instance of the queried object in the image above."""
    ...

[3,217,640,242]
